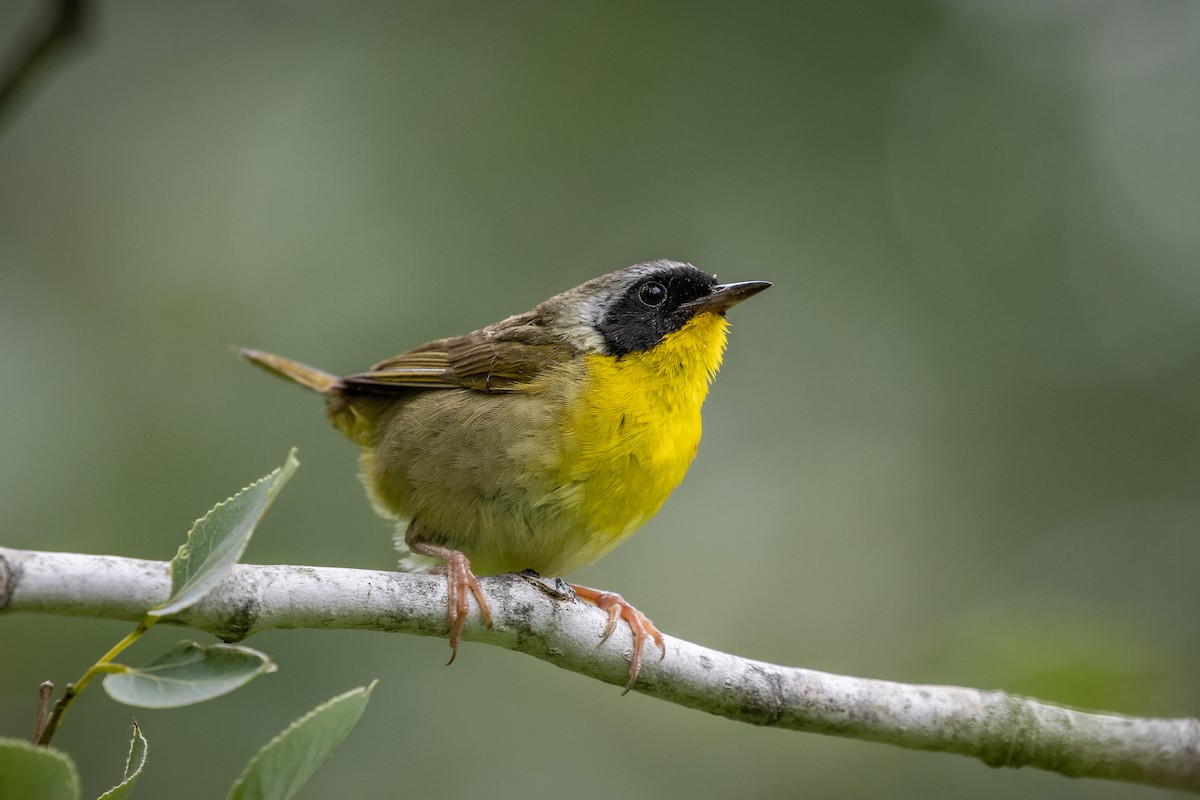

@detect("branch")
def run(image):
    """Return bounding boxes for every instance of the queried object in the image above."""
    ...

[0,0,87,130]
[2,546,1197,792]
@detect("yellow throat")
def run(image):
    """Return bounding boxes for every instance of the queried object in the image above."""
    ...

[558,311,730,562]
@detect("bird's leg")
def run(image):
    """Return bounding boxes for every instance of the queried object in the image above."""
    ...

[406,534,493,665]
[568,584,665,694]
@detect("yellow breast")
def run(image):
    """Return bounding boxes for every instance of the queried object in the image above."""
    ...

[554,312,730,569]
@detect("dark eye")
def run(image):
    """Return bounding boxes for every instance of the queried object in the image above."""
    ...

[637,281,667,308]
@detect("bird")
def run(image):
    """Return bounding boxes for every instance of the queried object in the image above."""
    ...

[240,259,769,692]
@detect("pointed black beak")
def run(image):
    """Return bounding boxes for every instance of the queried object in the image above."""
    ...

[682,280,772,314]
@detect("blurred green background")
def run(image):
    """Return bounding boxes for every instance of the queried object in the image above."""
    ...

[2,1,1198,798]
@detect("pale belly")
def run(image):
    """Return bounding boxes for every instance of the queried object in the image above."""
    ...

[359,388,701,576]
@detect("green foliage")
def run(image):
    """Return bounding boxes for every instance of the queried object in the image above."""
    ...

[96,723,147,800]
[103,643,276,709]
[35,451,301,751]
[228,683,377,800]
[7,450,367,800]
[0,738,80,800]
[154,449,299,618]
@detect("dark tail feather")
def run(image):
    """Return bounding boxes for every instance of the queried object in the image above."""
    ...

[239,348,338,393]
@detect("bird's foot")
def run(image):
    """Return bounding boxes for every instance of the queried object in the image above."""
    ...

[442,550,493,664]
[569,584,665,695]
[410,538,493,665]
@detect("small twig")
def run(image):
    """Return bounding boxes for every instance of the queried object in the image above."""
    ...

[31,680,54,744]
[38,684,75,747]
[34,618,151,746]
[0,0,88,130]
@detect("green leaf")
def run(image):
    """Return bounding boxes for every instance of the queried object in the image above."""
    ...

[152,449,299,617]
[228,682,377,800]
[0,738,80,800]
[96,722,148,800]
[102,642,276,709]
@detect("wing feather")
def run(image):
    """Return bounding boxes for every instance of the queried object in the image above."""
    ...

[339,312,573,394]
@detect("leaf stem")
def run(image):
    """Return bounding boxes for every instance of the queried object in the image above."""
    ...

[36,614,154,746]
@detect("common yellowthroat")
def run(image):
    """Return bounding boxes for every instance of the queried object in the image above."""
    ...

[241,259,769,691]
